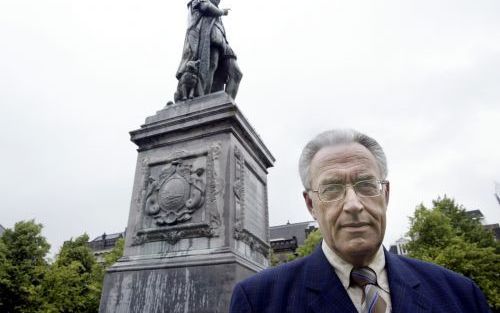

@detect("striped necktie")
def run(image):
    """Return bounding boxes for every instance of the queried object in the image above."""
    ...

[350,267,387,313]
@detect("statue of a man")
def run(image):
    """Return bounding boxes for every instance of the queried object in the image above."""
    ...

[175,0,242,102]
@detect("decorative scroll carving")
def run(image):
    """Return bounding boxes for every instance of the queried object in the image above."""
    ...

[135,157,151,207]
[145,160,205,226]
[206,143,222,229]
[263,176,270,242]
[233,147,244,201]
[132,223,213,245]
[233,227,270,257]
[232,146,270,257]
[233,146,245,232]
[133,144,223,246]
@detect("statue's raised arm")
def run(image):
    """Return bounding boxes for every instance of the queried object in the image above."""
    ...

[197,0,229,16]
[174,0,242,103]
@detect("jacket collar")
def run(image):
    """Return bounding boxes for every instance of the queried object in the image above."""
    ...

[384,250,431,313]
[305,245,358,313]
[303,245,431,313]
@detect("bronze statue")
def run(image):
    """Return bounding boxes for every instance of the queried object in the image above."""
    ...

[175,0,242,102]
[174,60,203,101]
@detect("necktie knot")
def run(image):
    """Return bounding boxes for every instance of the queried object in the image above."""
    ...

[350,267,378,288]
[350,267,387,313]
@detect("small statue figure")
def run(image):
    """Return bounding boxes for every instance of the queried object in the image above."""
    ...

[174,60,203,102]
[175,0,242,102]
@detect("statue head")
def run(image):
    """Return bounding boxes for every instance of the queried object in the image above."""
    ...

[185,60,200,73]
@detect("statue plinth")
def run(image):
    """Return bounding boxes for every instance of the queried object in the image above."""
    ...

[99,92,274,313]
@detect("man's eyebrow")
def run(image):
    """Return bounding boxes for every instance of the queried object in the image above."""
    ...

[355,174,376,181]
[318,177,343,185]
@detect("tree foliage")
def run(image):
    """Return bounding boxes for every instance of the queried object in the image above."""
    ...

[40,234,104,313]
[406,196,500,310]
[269,249,280,266]
[0,220,50,313]
[0,220,127,312]
[295,229,323,258]
[286,229,323,262]
[103,237,124,268]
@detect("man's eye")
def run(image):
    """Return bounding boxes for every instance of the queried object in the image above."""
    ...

[355,180,379,194]
[322,184,343,193]
[357,181,377,188]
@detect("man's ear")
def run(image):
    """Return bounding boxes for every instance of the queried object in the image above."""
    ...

[384,181,390,206]
[303,191,317,220]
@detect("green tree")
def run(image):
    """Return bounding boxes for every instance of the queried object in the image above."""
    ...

[0,221,126,312]
[55,234,98,272]
[0,236,11,309]
[103,237,124,268]
[406,196,500,310]
[0,220,50,313]
[40,234,103,313]
[269,249,280,266]
[286,229,323,262]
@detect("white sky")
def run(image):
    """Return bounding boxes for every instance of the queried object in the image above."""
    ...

[1,0,499,256]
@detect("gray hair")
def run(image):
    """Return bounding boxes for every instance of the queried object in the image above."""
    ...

[298,129,388,190]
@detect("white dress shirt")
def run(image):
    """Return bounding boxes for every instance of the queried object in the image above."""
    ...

[321,241,392,313]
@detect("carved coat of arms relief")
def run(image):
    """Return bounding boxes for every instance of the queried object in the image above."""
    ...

[145,160,205,226]
[132,144,222,246]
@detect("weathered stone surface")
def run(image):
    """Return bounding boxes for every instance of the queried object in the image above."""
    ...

[100,253,256,313]
[99,93,274,312]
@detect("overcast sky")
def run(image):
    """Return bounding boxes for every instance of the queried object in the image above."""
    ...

[1,0,499,257]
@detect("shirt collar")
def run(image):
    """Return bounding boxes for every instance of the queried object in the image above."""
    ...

[321,240,387,290]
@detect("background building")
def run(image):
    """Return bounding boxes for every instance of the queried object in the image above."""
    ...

[269,221,318,263]
[388,237,409,256]
[88,231,125,263]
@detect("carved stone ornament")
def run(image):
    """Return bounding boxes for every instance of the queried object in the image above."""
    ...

[232,146,270,257]
[145,160,205,226]
[132,145,223,246]
[133,223,213,246]
[234,227,270,257]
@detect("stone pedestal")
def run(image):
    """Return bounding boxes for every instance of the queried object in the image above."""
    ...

[99,92,274,313]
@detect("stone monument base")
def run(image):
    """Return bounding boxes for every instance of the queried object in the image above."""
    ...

[99,251,257,313]
[99,92,274,313]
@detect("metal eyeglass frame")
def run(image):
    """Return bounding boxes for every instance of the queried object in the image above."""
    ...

[309,179,389,202]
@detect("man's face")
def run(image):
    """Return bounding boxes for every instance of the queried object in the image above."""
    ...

[303,143,389,266]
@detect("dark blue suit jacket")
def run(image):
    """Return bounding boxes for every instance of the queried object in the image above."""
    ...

[229,246,491,313]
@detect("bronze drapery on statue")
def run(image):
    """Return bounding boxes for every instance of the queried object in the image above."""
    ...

[174,0,242,102]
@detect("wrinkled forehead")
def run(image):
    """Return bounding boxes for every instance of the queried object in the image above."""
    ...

[309,143,382,184]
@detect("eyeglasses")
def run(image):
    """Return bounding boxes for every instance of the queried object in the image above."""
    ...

[310,179,388,202]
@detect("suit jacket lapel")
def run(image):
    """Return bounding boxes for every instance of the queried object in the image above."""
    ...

[305,246,358,313]
[385,250,431,313]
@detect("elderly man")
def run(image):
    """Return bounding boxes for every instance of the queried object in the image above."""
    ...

[229,129,491,313]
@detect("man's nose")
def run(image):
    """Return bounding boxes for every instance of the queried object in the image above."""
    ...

[342,186,363,213]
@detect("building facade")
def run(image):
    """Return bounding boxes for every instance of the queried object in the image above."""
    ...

[388,237,409,256]
[269,221,318,263]
[88,231,125,263]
